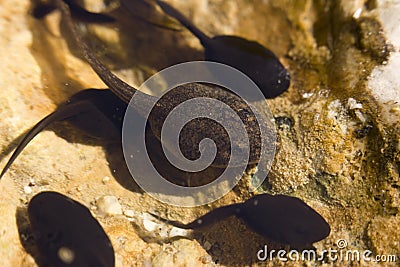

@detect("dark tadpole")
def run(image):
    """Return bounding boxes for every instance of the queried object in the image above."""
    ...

[153,193,330,248]
[28,191,115,267]
[155,0,291,100]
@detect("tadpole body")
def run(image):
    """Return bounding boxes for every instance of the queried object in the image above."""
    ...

[155,0,291,99]
[155,194,330,248]
[237,194,330,248]
[28,191,114,267]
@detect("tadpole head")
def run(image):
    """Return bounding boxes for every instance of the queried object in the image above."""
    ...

[258,60,291,99]
[237,194,330,248]
[206,35,291,99]
[28,191,115,267]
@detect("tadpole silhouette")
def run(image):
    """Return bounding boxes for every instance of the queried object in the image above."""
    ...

[153,193,330,248]
[28,191,115,267]
[155,0,291,99]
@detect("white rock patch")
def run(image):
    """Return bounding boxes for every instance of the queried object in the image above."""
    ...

[96,195,123,216]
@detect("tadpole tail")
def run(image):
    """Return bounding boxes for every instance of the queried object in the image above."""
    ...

[150,203,241,230]
[0,96,94,180]
[56,0,139,104]
[154,0,212,46]
[119,0,182,32]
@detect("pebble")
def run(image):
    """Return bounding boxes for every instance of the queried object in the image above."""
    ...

[96,196,123,216]
[142,216,158,232]
[123,209,135,218]
[203,240,212,250]
[23,186,32,194]
[102,176,110,184]
[347,98,363,109]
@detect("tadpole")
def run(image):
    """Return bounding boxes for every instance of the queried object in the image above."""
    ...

[153,193,331,249]
[28,191,114,267]
[155,0,291,99]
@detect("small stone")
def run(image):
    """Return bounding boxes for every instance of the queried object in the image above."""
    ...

[354,110,366,123]
[302,92,314,98]
[142,216,158,232]
[353,7,362,19]
[96,196,123,216]
[203,240,212,250]
[123,209,135,218]
[23,186,32,194]
[347,98,363,109]
[102,176,110,184]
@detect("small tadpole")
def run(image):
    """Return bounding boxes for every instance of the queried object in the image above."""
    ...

[155,0,291,100]
[28,191,115,267]
[153,193,330,249]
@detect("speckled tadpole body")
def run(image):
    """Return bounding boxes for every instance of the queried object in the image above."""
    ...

[155,194,330,248]
[28,191,115,267]
[155,0,291,99]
